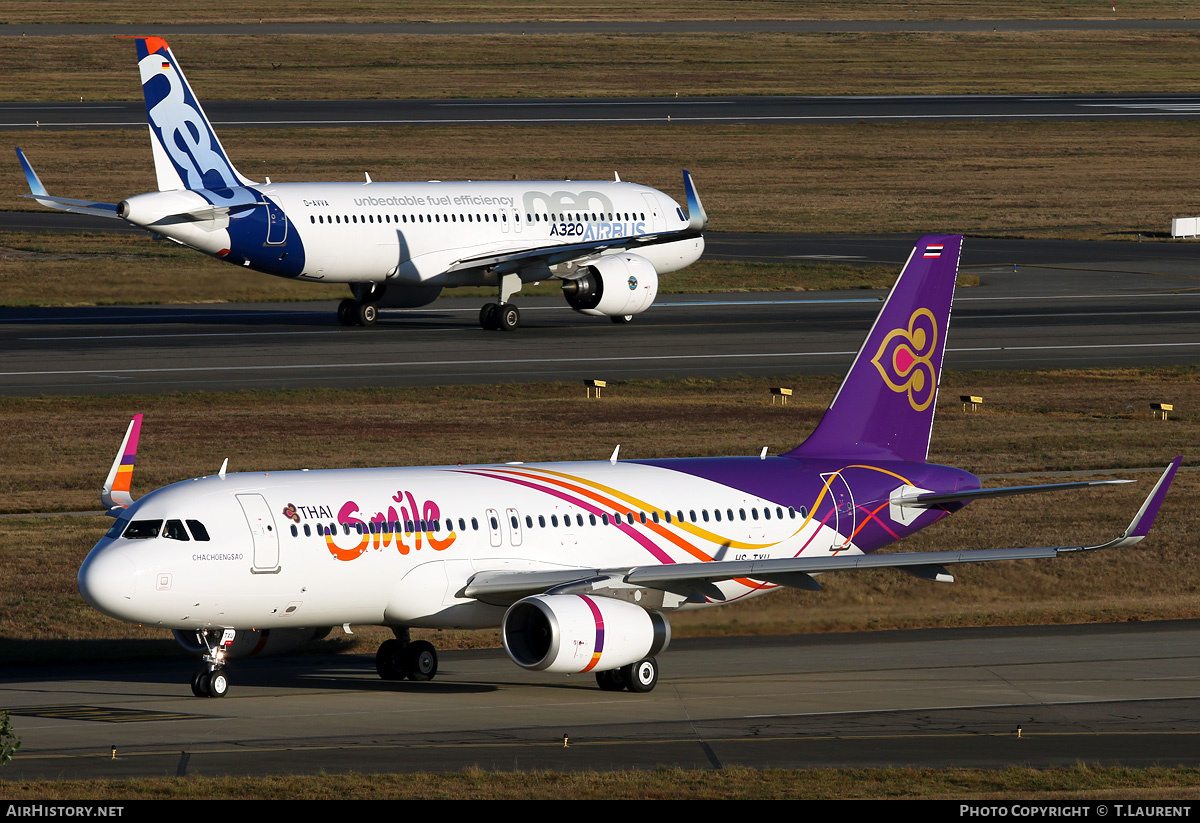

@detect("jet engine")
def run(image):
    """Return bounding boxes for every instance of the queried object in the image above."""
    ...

[172,627,332,658]
[502,594,670,673]
[561,253,659,318]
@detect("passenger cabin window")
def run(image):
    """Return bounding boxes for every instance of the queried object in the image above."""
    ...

[123,520,163,539]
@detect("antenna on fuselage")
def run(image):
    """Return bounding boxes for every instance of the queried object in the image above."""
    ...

[218,458,228,480]
[614,171,621,182]
[609,445,620,465]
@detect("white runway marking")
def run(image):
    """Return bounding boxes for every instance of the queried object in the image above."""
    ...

[6,341,1200,378]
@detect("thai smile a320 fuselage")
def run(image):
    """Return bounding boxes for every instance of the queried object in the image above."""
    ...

[79,454,978,632]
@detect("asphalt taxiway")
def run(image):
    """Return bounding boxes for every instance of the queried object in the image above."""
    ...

[3,621,1199,779]
[6,93,1200,130]
[1,232,1198,396]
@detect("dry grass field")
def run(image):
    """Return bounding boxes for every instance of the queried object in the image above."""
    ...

[1,369,1194,665]
[1,1,1196,25]
[5,30,1200,101]
[6,765,1200,800]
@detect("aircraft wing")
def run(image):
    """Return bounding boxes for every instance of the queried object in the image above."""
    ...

[463,457,1181,604]
[894,478,1133,508]
[16,148,121,218]
[442,169,707,276]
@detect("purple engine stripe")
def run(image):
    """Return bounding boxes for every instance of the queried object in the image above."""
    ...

[580,594,605,659]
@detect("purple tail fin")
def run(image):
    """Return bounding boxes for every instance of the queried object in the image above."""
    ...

[785,235,963,464]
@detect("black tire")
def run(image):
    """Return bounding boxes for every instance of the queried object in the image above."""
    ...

[479,302,499,330]
[498,304,520,331]
[375,638,408,681]
[357,302,378,326]
[610,314,633,324]
[622,657,659,693]
[337,299,358,326]
[404,640,438,682]
[595,668,627,692]
[208,668,230,698]
[190,668,209,697]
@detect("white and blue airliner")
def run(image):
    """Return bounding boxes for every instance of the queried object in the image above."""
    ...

[16,37,707,329]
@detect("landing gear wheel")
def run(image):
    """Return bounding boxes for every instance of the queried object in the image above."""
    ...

[610,314,633,324]
[375,638,409,681]
[480,302,500,330]
[337,299,358,326]
[622,657,659,693]
[404,640,438,682]
[498,304,520,331]
[191,668,210,697]
[356,302,378,326]
[207,668,229,698]
[595,668,627,692]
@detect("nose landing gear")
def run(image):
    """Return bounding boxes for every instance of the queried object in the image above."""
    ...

[189,628,234,697]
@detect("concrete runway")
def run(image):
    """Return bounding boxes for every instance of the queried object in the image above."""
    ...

[7,93,1200,130]
[4,621,1200,779]
[2,232,1198,396]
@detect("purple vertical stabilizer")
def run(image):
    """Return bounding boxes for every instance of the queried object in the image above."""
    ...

[785,235,962,464]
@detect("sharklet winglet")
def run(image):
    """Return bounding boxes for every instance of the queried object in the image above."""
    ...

[1067,456,1183,551]
[682,169,707,231]
[101,414,143,512]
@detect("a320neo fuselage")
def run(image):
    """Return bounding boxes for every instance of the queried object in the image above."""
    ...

[118,179,704,293]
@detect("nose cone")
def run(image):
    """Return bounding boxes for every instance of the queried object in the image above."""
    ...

[78,544,138,621]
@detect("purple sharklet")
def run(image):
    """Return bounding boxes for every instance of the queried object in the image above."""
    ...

[786,234,963,463]
[1124,456,1181,540]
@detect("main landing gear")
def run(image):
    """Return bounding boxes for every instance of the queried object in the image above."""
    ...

[338,283,385,327]
[479,273,524,331]
[375,629,439,682]
[595,657,659,693]
[189,628,232,698]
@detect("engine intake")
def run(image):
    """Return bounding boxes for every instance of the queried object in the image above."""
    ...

[562,253,659,318]
[502,594,670,673]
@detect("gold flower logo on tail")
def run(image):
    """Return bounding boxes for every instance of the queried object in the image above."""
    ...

[870,308,938,411]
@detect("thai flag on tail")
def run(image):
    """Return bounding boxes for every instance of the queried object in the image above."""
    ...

[923,244,944,258]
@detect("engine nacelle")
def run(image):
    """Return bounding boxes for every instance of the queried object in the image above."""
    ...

[502,594,670,674]
[562,253,659,318]
[172,627,332,658]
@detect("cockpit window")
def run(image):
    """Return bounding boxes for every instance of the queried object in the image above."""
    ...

[104,518,130,539]
[122,519,163,539]
[163,520,190,541]
[186,520,210,541]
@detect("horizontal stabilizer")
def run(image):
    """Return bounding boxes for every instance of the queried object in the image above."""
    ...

[15,148,120,218]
